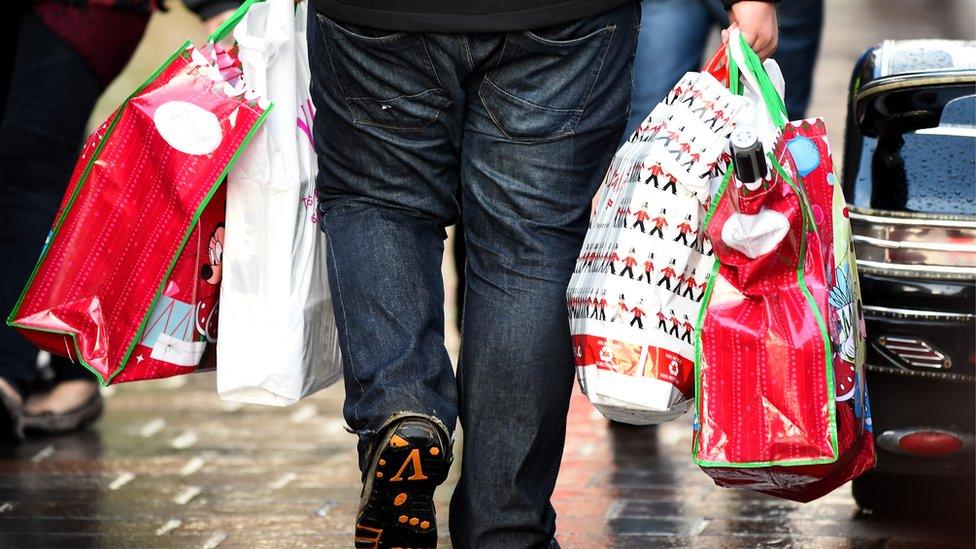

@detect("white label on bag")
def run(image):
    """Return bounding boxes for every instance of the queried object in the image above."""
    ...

[150,333,206,366]
[154,101,223,155]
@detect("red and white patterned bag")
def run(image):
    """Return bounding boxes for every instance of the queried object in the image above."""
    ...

[567,58,752,424]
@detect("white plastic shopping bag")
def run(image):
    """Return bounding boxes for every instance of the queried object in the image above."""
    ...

[568,63,756,425]
[217,0,341,405]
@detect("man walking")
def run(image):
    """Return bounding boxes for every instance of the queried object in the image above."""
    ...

[307,0,777,546]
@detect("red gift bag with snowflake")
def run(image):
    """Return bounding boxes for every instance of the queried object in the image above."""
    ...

[6,2,270,385]
[692,32,874,502]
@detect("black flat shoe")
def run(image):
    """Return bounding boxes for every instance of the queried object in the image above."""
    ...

[355,417,451,549]
[0,387,25,445]
[21,389,103,436]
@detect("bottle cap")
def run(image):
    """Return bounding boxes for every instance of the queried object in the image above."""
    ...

[730,126,767,185]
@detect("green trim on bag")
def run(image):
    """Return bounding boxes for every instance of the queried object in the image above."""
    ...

[6,27,273,385]
[109,105,273,383]
[769,155,840,463]
[6,41,192,336]
[690,155,839,469]
[735,33,789,128]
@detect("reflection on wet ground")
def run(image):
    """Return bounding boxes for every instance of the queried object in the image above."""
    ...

[0,376,971,547]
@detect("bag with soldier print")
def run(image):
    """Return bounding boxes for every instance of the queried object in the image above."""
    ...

[567,49,753,425]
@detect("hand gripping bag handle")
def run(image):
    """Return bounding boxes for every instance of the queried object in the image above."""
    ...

[726,29,789,130]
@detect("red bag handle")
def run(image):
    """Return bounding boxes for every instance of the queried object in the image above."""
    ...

[701,46,729,86]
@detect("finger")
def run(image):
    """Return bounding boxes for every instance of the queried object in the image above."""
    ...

[721,28,730,45]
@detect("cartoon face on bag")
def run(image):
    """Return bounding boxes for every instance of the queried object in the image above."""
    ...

[195,222,224,343]
[200,223,225,286]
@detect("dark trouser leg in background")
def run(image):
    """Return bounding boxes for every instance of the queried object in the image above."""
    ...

[0,13,106,399]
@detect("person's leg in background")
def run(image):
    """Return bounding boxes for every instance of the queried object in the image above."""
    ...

[450,4,640,546]
[624,0,712,138]
[768,0,823,118]
[452,192,466,333]
[0,6,147,442]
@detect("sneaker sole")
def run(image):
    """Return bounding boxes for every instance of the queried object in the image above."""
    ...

[355,423,450,549]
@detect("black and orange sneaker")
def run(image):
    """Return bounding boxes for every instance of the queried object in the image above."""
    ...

[355,417,451,549]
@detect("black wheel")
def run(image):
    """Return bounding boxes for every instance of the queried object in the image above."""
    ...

[853,472,975,515]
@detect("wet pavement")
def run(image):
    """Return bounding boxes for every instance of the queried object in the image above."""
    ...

[3,0,975,547]
[0,377,972,547]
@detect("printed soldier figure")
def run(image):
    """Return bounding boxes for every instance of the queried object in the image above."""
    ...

[657,258,677,290]
[692,231,706,254]
[674,214,695,246]
[607,243,620,275]
[584,292,595,319]
[632,202,650,233]
[703,236,714,257]
[668,310,681,337]
[637,252,654,284]
[590,289,607,321]
[674,270,686,296]
[705,103,728,130]
[644,163,665,188]
[648,120,665,138]
[649,208,668,238]
[692,97,716,116]
[659,125,683,148]
[620,247,638,279]
[614,204,630,228]
[697,272,710,302]
[656,309,668,331]
[681,314,694,343]
[680,151,701,170]
[683,269,698,300]
[705,158,725,179]
[628,162,642,186]
[610,293,630,323]
[680,86,703,107]
[629,299,646,329]
[661,173,678,195]
[588,244,599,271]
[666,83,683,106]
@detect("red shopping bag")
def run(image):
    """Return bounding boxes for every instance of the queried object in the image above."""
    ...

[6,3,270,385]
[691,32,873,502]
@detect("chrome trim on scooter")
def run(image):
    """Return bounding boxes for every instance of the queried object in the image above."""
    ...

[863,305,975,321]
[855,71,976,104]
[867,363,974,383]
[853,234,976,253]
[849,208,976,227]
[874,336,951,370]
[856,260,976,279]
[850,207,976,279]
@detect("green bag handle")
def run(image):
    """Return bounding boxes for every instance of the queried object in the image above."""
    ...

[207,0,266,43]
[726,31,789,129]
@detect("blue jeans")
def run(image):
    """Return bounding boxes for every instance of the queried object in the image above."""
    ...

[307,3,639,546]
[625,0,823,137]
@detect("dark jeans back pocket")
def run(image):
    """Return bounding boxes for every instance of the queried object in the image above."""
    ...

[480,24,616,143]
[317,15,450,130]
